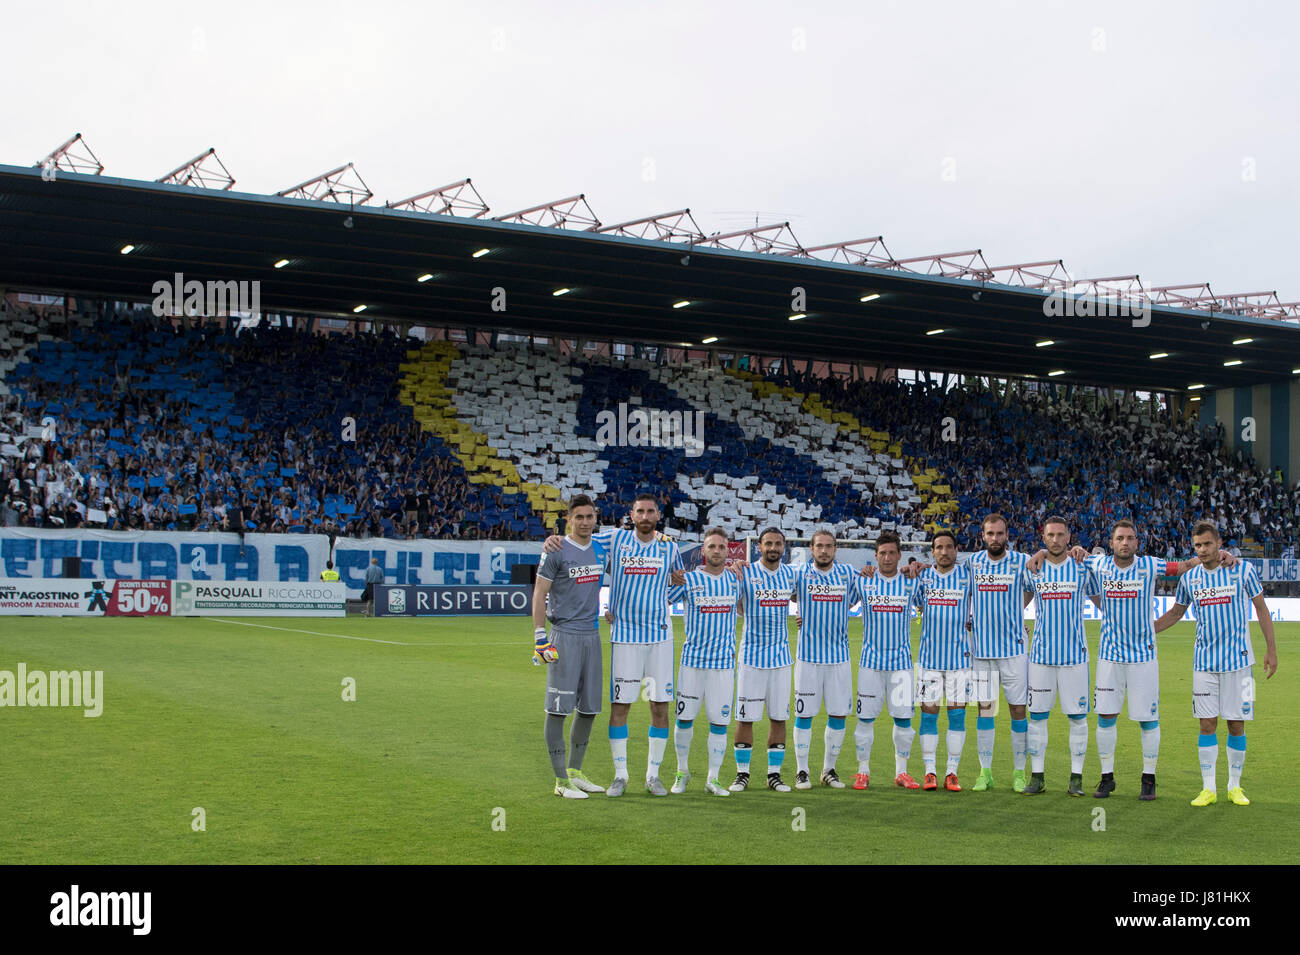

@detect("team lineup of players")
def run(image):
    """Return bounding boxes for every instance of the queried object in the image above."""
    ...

[533,492,1279,806]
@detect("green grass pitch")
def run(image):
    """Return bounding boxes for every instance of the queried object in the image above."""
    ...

[1,615,1294,864]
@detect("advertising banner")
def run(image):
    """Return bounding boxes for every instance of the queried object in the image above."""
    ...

[375,584,533,617]
[170,581,346,617]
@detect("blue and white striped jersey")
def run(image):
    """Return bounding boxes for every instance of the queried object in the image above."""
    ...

[914,564,974,671]
[967,549,1034,659]
[668,568,739,670]
[1175,562,1262,672]
[1089,554,1173,663]
[794,561,858,664]
[1028,557,1100,666]
[596,528,684,645]
[856,572,920,671]
[738,561,796,669]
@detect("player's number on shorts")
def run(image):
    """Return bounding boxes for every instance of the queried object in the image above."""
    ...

[855,698,861,715]
[796,698,804,714]
[676,699,685,715]
[739,704,746,719]
[613,683,621,701]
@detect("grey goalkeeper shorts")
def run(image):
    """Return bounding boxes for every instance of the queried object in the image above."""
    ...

[545,626,603,716]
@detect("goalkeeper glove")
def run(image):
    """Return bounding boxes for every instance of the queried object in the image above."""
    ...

[532,627,558,666]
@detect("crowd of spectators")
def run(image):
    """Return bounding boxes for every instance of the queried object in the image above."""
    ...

[766,368,1299,557]
[3,309,1297,558]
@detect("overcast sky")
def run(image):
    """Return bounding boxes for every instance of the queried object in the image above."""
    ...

[6,0,1298,298]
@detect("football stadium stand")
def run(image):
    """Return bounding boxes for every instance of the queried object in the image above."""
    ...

[2,307,1298,560]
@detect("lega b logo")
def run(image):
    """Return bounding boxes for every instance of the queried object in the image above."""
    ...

[388,588,406,613]
[1077,696,1087,710]
[721,703,730,719]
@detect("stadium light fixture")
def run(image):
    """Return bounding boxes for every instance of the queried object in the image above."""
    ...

[353,304,367,313]
[119,244,135,255]
[1293,368,1300,374]
[274,258,290,269]
[1223,359,1243,366]
[860,293,881,303]
[1189,396,1202,402]
[417,273,434,283]
[1149,352,1169,359]
[1187,384,1205,390]
[679,342,693,347]
[673,300,690,309]
[472,248,490,258]
[1232,337,1254,345]
[925,328,945,336]
[702,336,719,344]
[788,313,806,321]
[1035,340,1054,347]
[1048,369,1066,377]
[552,288,571,296]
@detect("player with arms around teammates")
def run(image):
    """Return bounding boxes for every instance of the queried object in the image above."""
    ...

[912,530,974,792]
[852,530,923,790]
[906,514,1035,791]
[1155,521,1278,808]
[666,528,740,797]
[546,492,684,796]
[532,494,606,798]
[1027,518,1234,800]
[730,526,796,793]
[1021,516,1100,796]
[791,529,860,790]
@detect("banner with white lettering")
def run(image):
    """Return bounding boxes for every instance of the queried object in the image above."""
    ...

[376,584,533,617]
[0,578,118,616]
[0,528,329,584]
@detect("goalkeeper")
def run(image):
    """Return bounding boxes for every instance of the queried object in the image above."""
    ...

[532,495,607,799]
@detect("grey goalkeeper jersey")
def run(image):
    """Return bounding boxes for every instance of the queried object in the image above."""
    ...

[537,537,603,631]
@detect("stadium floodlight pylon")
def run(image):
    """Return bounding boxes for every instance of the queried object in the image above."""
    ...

[35,133,104,176]
[387,179,489,218]
[277,163,374,205]
[156,148,235,191]
[887,249,993,282]
[495,195,600,230]
[599,209,704,243]
[794,237,896,267]
[986,260,1072,289]
[699,222,806,256]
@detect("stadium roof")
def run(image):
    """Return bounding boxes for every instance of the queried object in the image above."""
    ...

[2,162,1298,393]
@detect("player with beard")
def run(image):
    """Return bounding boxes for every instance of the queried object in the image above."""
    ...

[543,493,683,796]
[791,529,860,790]
[1028,520,1236,800]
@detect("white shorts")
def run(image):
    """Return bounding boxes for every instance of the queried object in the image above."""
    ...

[973,654,1029,706]
[676,665,735,725]
[1193,667,1255,721]
[856,666,915,720]
[918,668,972,707]
[736,663,792,723]
[793,660,852,718]
[1094,658,1159,721]
[1028,662,1091,716]
[611,640,674,704]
